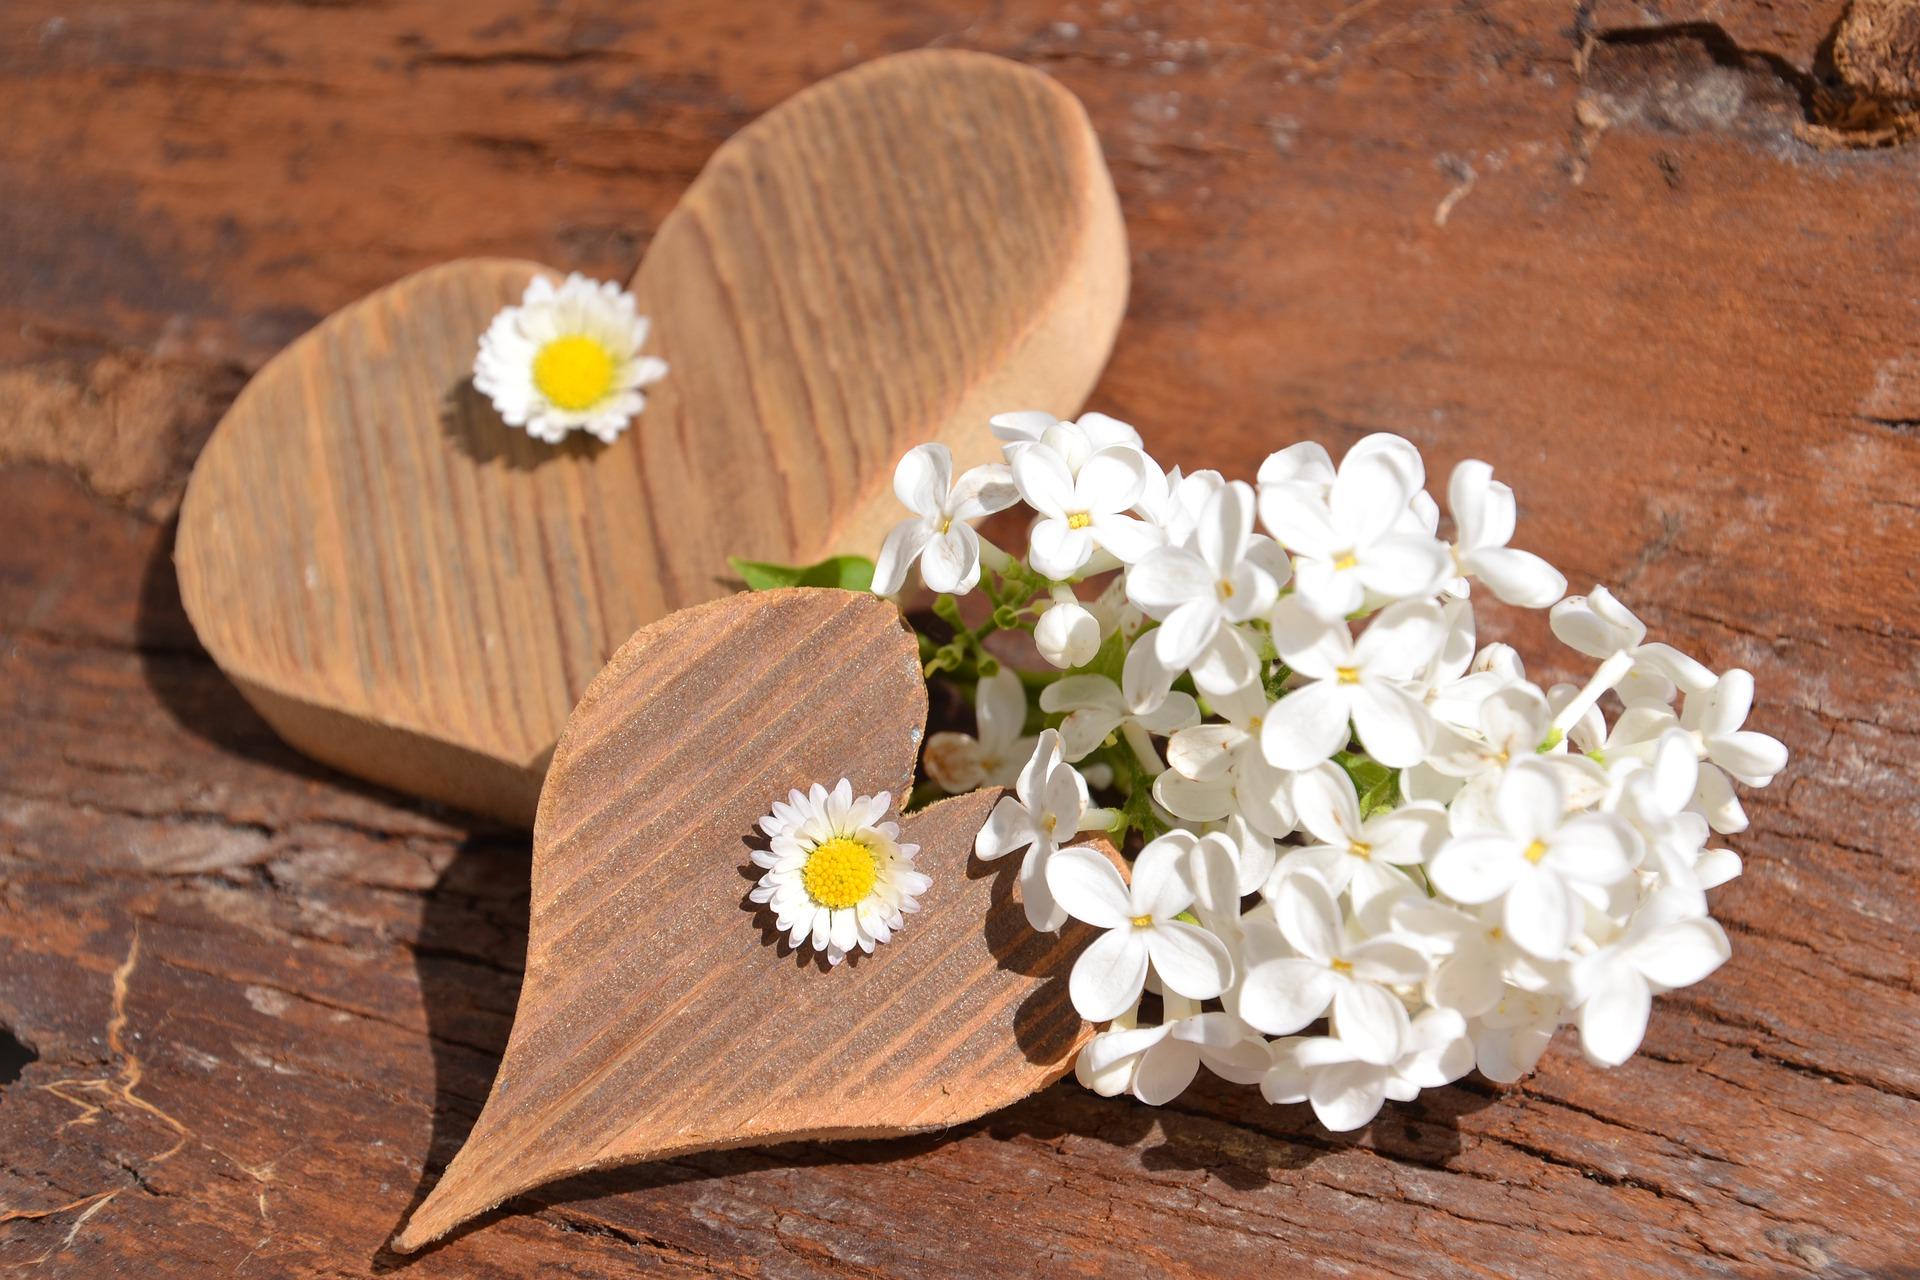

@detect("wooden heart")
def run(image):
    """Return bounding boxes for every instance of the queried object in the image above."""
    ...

[391,588,1102,1251]
[175,50,1127,823]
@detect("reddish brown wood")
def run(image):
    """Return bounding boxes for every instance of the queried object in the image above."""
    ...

[2,2,1917,1276]
[396,588,1100,1250]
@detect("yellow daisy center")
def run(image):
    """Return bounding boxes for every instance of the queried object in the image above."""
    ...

[532,334,617,411]
[1067,511,1094,530]
[802,835,880,910]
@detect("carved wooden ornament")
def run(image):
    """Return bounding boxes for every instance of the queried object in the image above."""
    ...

[391,588,1106,1251]
[175,50,1127,823]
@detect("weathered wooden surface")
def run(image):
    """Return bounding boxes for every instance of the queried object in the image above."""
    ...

[1,1,1916,1275]
[171,51,1125,824]
[398,589,1099,1249]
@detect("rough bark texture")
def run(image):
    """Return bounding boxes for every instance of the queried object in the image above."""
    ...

[1,1,1915,1276]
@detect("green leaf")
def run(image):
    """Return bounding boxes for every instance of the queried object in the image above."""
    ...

[1336,750,1401,819]
[728,554,875,593]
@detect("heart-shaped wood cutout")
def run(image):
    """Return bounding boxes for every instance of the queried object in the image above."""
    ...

[391,588,1102,1251]
[175,50,1127,823]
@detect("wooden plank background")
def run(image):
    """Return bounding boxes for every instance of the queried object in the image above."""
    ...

[1,1,1914,1275]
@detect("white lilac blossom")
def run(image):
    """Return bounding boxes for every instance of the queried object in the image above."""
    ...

[1445,460,1568,607]
[848,414,1781,1130]
[871,443,1019,596]
[974,729,1108,931]
[1262,596,1446,770]
[474,273,668,444]
[1011,442,1161,579]
[1046,835,1234,1021]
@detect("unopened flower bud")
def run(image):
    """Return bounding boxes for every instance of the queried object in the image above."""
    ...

[1035,600,1101,668]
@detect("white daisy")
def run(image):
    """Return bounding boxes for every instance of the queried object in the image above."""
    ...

[473,272,667,444]
[750,780,930,966]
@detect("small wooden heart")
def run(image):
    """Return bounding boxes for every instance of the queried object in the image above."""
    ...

[175,50,1127,823]
[391,588,1103,1251]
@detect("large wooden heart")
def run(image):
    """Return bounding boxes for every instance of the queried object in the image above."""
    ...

[391,588,1102,1251]
[175,51,1127,823]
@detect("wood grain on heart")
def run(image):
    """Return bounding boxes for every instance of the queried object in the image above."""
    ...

[174,50,1127,824]
[391,588,1103,1251]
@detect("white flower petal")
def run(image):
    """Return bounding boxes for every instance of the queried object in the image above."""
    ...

[1261,681,1352,770]
[893,443,953,517]
[1011,444,1075,517]
[1428,835,1522,904]
[1710,730,1789,784]
[1495,760,1565,843]
[919,525,980,595]
[1131,836,1197,920]
[1239,958,1337,1035]
[1274,872,1342,961]
[1076,447,1147,511]
[1132,1039,1203,1105]
[1069,927,1151,1021]
[1126,546,1213,614]
[1628,918,1731,989]
[1020,843,1069,932]
[974,795,1036,861]
[1331,980,1409,1066]
[1503,868,1574,959]
[1291,763,1362,847]
[1145,921,1234,1001]
[1309,1060,1390,1132]
[1576,963,1651,1067]
[1028,518,1094,580]
[1045,844,1134,928]
[1465,545,1566,608]
[1347,681,1435,769]
[1154,597,1223,669]
[1543,814,1636,885]
[871,519,933,596]
[1152,770,1237,823]
[1089,511,1163,564]
[1354,534,1449,601]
